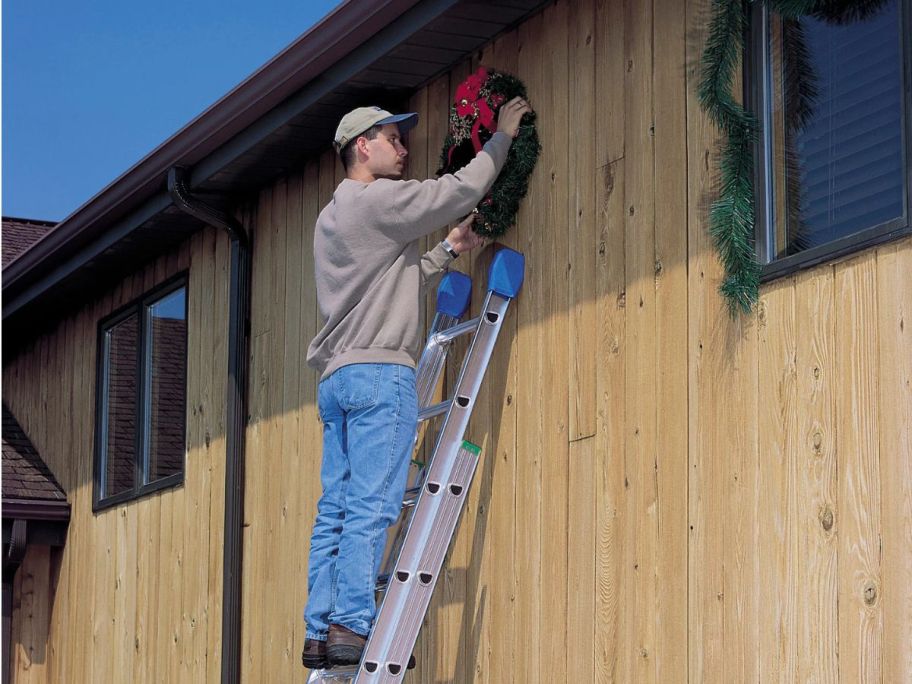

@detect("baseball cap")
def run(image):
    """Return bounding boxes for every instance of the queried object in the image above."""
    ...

[334,106,419,151]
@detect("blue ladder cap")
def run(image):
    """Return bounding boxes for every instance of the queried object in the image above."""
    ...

[436,271,473,317]
[488,247,525,298]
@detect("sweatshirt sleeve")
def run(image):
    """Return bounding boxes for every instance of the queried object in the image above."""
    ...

[420,241,454,294]
[372,132,512,243]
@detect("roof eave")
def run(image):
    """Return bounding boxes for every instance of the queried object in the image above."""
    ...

[1,498,71,522]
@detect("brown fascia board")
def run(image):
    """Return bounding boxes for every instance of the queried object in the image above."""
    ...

[2,0,426,308]
[2,498,71,522]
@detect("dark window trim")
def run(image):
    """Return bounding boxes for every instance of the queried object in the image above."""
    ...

[748,0,912,282]
[93,271,189,513]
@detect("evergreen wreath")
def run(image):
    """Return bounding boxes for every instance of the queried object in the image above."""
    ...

[437,67,541,238]
[699,0,889,315]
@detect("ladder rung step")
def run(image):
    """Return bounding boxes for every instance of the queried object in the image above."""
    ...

[432,316,479,344]
[307,665,358,683]
[402,486,421,507]
[418,399,451,422]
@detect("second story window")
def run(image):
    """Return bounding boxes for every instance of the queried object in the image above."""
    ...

[94,276,188,509]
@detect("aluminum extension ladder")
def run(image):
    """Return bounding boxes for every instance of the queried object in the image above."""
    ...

[307,246,525,684]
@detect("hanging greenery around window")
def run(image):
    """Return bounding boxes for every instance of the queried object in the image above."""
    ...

[698,0,890,315]
[438,67,541,238]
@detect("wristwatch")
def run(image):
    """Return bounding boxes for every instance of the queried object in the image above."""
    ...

[441,238,459,259]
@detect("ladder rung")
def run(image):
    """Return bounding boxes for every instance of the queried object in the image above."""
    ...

[307,664,358,683]
[432,316,479,344]
[418,399,451,422]
[402,486,421,507]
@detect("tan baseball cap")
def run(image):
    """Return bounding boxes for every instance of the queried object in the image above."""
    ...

[334,106,419,151]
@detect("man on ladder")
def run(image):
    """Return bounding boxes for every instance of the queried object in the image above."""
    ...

[302,96,531,670]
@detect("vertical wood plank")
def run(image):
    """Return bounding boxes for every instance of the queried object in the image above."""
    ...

[795,267,839,682]
[538,2,571,681]
[835,252,883,684]
[513,10,544,684]
[623,0,658,679]
[594,0,626,679]
[195,228,218,679]
[565,0,598,681]
[876,240,912,683]
[652,0,690,677]
[686,0,728,680]
[757,278,798,683]
[278,171,305,681]
[296,161,323,674]
[205,225,228,684]
[262,178,289,681]
[241,185,272,681]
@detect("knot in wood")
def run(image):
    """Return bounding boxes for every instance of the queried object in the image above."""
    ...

[812,431,823,452]
[818,506,833,532]
[864,582,877,606]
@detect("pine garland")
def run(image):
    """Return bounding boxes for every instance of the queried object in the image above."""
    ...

[437,68,541,237]
[698,0,762,315]
[699,0,891,315]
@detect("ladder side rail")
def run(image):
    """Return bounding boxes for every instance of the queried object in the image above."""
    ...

[355,291,511,682]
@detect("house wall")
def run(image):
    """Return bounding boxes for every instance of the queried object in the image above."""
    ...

[3,227,232,683]
[3,0,909,682]
[241,0,911,682]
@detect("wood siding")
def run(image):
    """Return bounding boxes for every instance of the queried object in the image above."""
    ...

[238,1,912,682]
[4,227,231,683]
[4,0,910,681]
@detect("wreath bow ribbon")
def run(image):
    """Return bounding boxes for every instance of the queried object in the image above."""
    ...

[438,66,540,237]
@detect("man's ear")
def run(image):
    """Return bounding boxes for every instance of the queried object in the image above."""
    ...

[354,135,371,162]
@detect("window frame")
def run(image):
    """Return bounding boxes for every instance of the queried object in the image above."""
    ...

[93,272,189,511]
[748,0,912,282]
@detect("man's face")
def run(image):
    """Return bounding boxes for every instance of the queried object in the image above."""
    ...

[362,123,408,179]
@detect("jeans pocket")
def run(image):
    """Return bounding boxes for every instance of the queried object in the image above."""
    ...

[336,364,382,411]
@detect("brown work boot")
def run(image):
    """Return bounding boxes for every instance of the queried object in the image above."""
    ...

[301,638,327,669]
[326,623,368,665]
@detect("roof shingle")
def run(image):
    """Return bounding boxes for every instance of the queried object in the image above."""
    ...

[2,403,67,502]
[2,217,56,268]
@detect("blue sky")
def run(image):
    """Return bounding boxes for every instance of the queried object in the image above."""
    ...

[3,0,341,221]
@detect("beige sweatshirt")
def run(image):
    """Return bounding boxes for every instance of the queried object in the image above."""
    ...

[306,131,512,380]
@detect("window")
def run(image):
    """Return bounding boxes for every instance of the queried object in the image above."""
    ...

[94,276,188,509]
[750,0,912,278]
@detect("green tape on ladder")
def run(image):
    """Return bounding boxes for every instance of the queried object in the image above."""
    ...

[461,440,482,457]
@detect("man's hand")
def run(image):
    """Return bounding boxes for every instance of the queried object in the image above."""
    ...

[496,96,532,138]
[446,214,485,256]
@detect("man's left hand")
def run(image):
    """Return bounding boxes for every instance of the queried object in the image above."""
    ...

[446,214,485,255]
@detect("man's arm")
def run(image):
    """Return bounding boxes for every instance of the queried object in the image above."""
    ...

[418,215,484,292]
[375,96,532,243]
[375,132,512,242]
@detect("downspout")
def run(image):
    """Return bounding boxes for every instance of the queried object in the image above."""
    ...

[167,167,250,684]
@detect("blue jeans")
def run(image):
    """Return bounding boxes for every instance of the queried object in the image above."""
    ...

[304,363,418,640]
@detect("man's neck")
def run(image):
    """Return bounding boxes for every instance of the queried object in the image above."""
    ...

[348,167,377,183]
